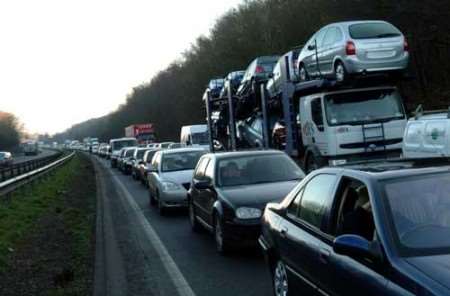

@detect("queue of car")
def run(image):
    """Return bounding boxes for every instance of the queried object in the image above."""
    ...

[87,19,450,296]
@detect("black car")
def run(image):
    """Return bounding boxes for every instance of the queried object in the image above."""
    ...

[219,70,245,98]
[259,159,450,296]
[204,78,225,100]
[235,56,279,119]
[188,150,304,254]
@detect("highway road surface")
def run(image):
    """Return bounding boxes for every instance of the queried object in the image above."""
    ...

[12,149,57,165]
[92,155,272,296]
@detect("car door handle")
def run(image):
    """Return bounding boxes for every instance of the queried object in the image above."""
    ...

[319,248,330,264]
[280,226,288,238]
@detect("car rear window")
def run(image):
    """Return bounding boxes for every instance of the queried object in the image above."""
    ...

[349,22,401,39]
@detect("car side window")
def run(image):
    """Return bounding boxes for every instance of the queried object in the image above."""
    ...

[322,27,337,47]
[334,27,343,43]
[311,98,324,131]
[315,28,328,48]
[151,152,161,170]
[298,174,337,229]
[287,188,304,216]
[204,160,215,181]
[194,158,209,180]
[333,178,376,241]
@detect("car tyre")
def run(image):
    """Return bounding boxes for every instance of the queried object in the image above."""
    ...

[214,215,231,255]
[189,199,201,233]
[334,61,346,83]
[157,193,166,216]
[273,260,289,296]
[149,189,156,206]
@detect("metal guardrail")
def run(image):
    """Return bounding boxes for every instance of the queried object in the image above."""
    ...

[0,151,75,196]
[0,151,63,183]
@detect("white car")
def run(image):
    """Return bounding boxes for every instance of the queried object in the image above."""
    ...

[147,148,207,215]
[402,107,450,158]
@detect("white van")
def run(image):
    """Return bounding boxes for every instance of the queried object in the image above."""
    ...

[180,125,209,149]
[402,108,450,158]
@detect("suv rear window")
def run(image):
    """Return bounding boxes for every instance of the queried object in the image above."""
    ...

[349,22,401,39]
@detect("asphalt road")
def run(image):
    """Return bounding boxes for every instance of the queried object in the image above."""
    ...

[92,155,272,296]
[12,149,56,165]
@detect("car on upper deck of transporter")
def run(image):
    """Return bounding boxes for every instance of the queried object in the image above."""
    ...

[260,159,450,296]
[297,20,409,83]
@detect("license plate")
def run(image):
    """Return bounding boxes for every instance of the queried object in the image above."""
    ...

[367,50,396,59]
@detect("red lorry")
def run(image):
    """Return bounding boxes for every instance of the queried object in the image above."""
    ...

[125,124,156,144]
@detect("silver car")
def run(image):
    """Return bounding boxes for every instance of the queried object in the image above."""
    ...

[147,148,207,215]
[297,20,409,82]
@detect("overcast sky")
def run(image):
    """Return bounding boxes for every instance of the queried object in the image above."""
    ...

[0,0,242,135]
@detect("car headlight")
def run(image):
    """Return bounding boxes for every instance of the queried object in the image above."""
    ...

[235,207,262,219]
[162,181,181,191]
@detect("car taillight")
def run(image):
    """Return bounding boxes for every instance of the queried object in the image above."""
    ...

[345,41,356,55]
[255,65,264,73]
[404,39,409,51]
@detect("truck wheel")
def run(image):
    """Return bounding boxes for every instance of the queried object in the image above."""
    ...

[305,153,325,173]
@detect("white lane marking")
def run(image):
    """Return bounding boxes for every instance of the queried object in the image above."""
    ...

[108,165,196,296]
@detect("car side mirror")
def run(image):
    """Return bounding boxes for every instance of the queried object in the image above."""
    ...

[307,44,316,51]
[333,235,381,261]
[194,179,213,190]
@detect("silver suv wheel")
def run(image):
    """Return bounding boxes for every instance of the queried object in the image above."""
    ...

[335,62,345,82]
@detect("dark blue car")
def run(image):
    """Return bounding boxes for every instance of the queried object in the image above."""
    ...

[259,160,450,296]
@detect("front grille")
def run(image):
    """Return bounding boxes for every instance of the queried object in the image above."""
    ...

[182,183,191,190]
[340,138,402,149]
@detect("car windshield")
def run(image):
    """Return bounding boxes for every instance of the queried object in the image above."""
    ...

[218,154,304,187]
[144,150,158,163]
[136,149,148,160]
[191,132,209,145]
[349,22,401,39]
[112,140,137,151]
[325,89,405,126]
[384,173,450,255]
[125,149,135,157]
[161,151,206,172]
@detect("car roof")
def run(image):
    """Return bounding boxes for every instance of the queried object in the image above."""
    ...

[205,149,286,160]
[327,20,391,28]
[159,147,206,155]
[318,158,450,181]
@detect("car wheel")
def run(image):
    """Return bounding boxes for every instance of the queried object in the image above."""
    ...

[334,61,346,83]
[149,189,156,206]
[273,260,289,296]
[214,215,231,255]
[299,65,309,81]
[189,199,201,232]
[157,193,166,216]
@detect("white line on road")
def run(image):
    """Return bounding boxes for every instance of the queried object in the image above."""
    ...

[109,167,197,296]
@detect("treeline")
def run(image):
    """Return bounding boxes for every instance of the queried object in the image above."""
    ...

[0,111,22,150]
[53,0,450,142]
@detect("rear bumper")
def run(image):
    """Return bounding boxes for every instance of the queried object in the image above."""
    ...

[344,54,409,74]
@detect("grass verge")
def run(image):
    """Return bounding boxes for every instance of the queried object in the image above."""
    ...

[0,153,96,295]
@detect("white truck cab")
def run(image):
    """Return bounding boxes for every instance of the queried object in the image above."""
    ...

[109,137,138,168]
[402,108,450,158]
[299,86,407,171]
[180,125,210,149]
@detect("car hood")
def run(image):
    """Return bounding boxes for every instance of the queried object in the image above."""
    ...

[406,254,450,290]
[160,170,194,184]
[217,180,299,209]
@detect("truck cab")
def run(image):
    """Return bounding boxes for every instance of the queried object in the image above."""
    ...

[402,109,450,158]
[299,86,407,172]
